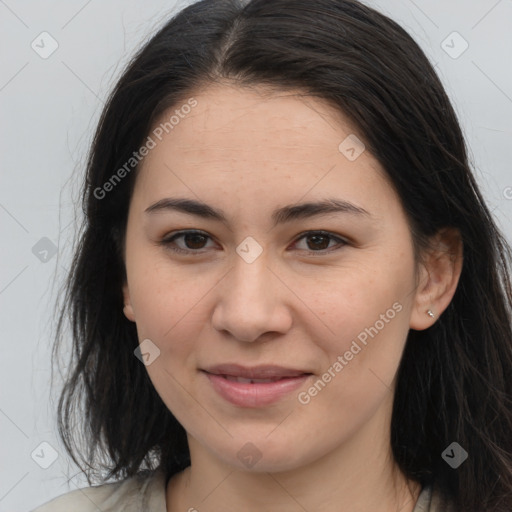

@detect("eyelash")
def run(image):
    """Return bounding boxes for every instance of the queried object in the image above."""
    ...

[159,230,348,256]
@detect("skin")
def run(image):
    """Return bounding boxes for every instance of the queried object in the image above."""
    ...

[122,83,463,512]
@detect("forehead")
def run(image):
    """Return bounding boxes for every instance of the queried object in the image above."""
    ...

[132,83,394,216]
[148,84,359,164]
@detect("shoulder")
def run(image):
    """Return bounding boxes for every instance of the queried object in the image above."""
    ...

[30,469,166,512]
[413,485,455,512]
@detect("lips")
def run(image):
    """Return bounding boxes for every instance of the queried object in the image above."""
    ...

[201,364,313,407]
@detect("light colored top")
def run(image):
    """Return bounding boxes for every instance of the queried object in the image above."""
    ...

[31,469,450,511]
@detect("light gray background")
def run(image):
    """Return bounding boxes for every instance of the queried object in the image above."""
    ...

[1,0,511,510]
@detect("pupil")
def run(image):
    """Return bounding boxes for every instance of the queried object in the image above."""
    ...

[308,234,329,250]
[185,233,206,249]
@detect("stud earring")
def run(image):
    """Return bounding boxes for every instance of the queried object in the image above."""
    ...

[427,309,435,318]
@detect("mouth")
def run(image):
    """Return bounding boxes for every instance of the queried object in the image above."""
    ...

[221,375,297,384]
[202,363,312,380]
[201,364,313,407]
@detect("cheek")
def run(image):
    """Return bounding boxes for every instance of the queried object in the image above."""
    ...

[126,260,207,428]
[302,260,410,347]
[297,257,413,412]
[126,242,206,336]
[293,296,408,455]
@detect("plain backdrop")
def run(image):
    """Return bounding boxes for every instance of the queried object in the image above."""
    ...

[1,0,511,510]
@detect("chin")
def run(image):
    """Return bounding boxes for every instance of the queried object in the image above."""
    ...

[202,433,327,474]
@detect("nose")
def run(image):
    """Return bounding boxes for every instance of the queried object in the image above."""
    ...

[211,253,293,343]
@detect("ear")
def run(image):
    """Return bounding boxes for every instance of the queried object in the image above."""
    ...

[409,227,463,330]
[122,282,136,322]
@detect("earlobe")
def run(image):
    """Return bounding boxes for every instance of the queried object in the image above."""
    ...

[122,283,136,322]
[409,227,463,331]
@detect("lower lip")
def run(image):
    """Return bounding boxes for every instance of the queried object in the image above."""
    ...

[203,371,311,407]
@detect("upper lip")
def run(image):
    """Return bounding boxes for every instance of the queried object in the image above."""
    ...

[202,364,312,379]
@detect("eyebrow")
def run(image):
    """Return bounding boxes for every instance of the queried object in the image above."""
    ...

[144,197,371,227]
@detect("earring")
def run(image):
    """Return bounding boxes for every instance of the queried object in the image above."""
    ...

[427,309,435,318]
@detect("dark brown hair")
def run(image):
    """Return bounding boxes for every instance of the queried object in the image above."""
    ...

[53,1,512,510]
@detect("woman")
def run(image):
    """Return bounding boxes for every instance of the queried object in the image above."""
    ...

[33,0,512,510]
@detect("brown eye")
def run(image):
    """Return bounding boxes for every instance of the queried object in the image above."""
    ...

[306,233,330,250]
[160,229,347,256]
[160,230,214,254]
[293,231,347,253]
[181,232,208,249]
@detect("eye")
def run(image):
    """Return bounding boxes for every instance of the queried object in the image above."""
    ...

[159,230,347,255]
[292,231,347,253]
[160,230,215,254]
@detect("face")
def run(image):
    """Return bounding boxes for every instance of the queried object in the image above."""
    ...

[122,83,421,473]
